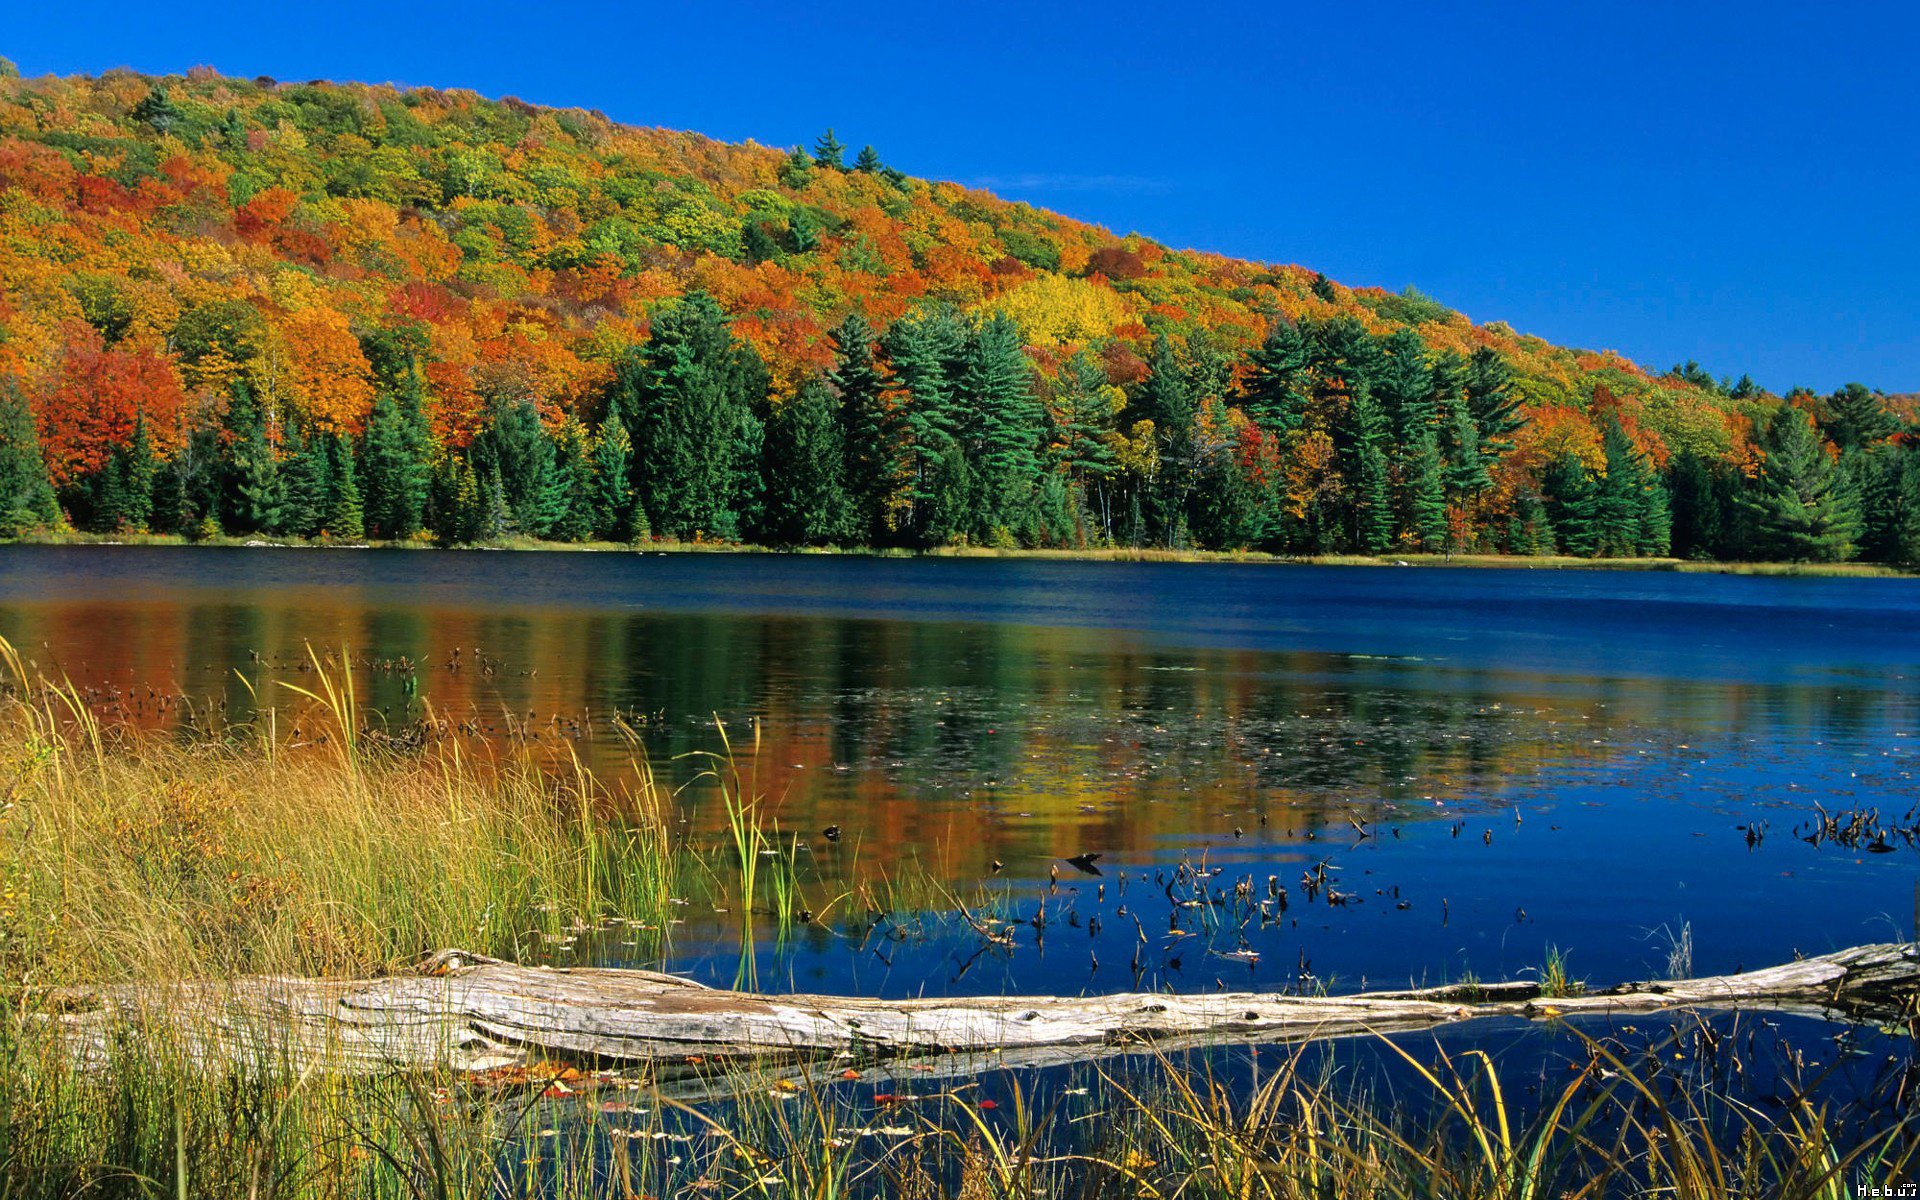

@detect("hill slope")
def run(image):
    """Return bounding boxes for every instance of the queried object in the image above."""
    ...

[0,64,1910,561]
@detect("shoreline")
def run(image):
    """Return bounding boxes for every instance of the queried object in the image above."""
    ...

[2,530,1911,578]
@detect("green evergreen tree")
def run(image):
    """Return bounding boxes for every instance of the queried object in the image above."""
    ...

[95,416,156,532]
[958,312,1043,540]
[812,129,846,170]
[275,424,332,538]
[222,380,280,534]
[1592,418,1651,557]
[1401,432,1448,551]
[612,292,766,540]
[548,415,598,542]
[321,432,363,539]
[1047,351,1120,542]
[1666,451,1724,560]
[1137,333,1199,547]
[360,376,431,540]
[472,400,561,536]
[1541,453,1597,556]
[1743,406,1862,562]
[778,146,813,188]
[761,375,854,545]
[883,307,967,543]
[1824,383,1897,451]
[590,414,639,541]
[1894,451,1920,565]
[1239,321,1310,435]
[1465,348,1525,472]
[853,145,882,174]
[829,313,898,541]
[0,382,58,534]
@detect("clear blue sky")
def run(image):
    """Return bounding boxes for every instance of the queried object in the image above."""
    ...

[6,1,1915,393]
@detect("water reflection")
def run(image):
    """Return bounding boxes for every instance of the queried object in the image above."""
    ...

[1,546,1916,995]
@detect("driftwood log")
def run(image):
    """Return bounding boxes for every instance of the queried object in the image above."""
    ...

[46,943,1920,1075]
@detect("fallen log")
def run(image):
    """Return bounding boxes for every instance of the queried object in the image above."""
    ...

[44,942,1920,1075]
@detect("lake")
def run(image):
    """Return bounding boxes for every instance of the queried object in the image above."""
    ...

[2,544,1916,1002]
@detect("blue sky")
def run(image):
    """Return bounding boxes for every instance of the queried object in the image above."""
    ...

[6,1,1915,393]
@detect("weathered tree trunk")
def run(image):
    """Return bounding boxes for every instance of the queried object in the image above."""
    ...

[44,942,1920,1075]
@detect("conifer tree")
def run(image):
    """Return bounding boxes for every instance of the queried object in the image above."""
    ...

[222,380,280,534]
[959,312,1043,539]
[0,381,58,534]
[1824,383,1897,451]
[1541,453,1597,556]
[761,375,854,545]
[1401,432,1448,551]
[853,145,882,174]
[96,416,156,532]
[829,313,898,540]
[1048,351,1120,540]
[1138,333,1198,546]
[322,432,364,539]
[812,129,846,170]
[883,307,967,542]
[275,424,332,538]
[613,292,766,540]
[591,415,639,541]
[1743,406,1862,561]
[1240,321,1310,435]
[360,377,431,540]
[1466,347,1524,472]
[548,415,597,542]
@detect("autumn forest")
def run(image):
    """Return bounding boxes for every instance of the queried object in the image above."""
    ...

[0,64,1914,562]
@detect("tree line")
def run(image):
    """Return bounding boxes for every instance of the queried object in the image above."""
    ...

[0,293,1914,565]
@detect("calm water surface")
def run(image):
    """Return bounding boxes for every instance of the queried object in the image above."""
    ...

[2,545,1916,1002]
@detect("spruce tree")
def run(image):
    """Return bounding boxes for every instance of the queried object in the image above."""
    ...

[829,313,898,540]
[1240,321,1310,435]
[1138,333,1198,546]
[761,375,854,545]
[0,381,59,534]
[612,292,766,540]
[321,433,364,539]
[359,372,432,540]
[1824,383,1897,451]
[1894,452,1920,565]
[959,312,1043,540]
[1743,405,1862,562]
[1401,432,1448,551]
[812,129,846,170]
[1541,453,1597,556]
[548,415,598,542]
[1666,451,1724,560]
[853,145,882,174]
[883,307,966,542]
[1592,418,1650,557]
[591,414,639,541]
[275,424,332,538]
[222,380,280,534]
[96,416,157,532]
[1048,351,1120,541]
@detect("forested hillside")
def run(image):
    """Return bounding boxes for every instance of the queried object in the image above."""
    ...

[0,63,1913,561]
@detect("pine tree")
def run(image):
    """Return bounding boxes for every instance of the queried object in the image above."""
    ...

[1047,351,1120,541]
[275,424,332,538]
[1894,451,1920,565]
[1824,383,1897,451]
[959,312,1043,540]
[812,130,846,170]
[1592,418,1650,557]
[0,381,58,534]
[883,307,966,543]
[322,433,364,539]
[1240,321,1310,435]
[853,145,882,174]
[1376,328,1436,443]
[778,147,813,188]
[1401,432,1448,551]
[471,400,561,536]
[360,378,431,541]
[613,292,766,540]
[761,375,854,545]
[1138,333,1198,546]
[1666,451,1723,560]
[1356,441,1393,553]
[1465,348,1525,471]
[222,380,280,534]
[1541,453,1597,556]
[830,313,898,540]
[1743,406,1862,562]
[548,415,597,542]
[590,414,639,541]
[95,416,157,532]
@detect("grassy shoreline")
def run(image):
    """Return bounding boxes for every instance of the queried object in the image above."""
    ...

[4,528,1913,578]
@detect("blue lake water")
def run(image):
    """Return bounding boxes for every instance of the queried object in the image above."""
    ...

[1,545,1916,1002]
